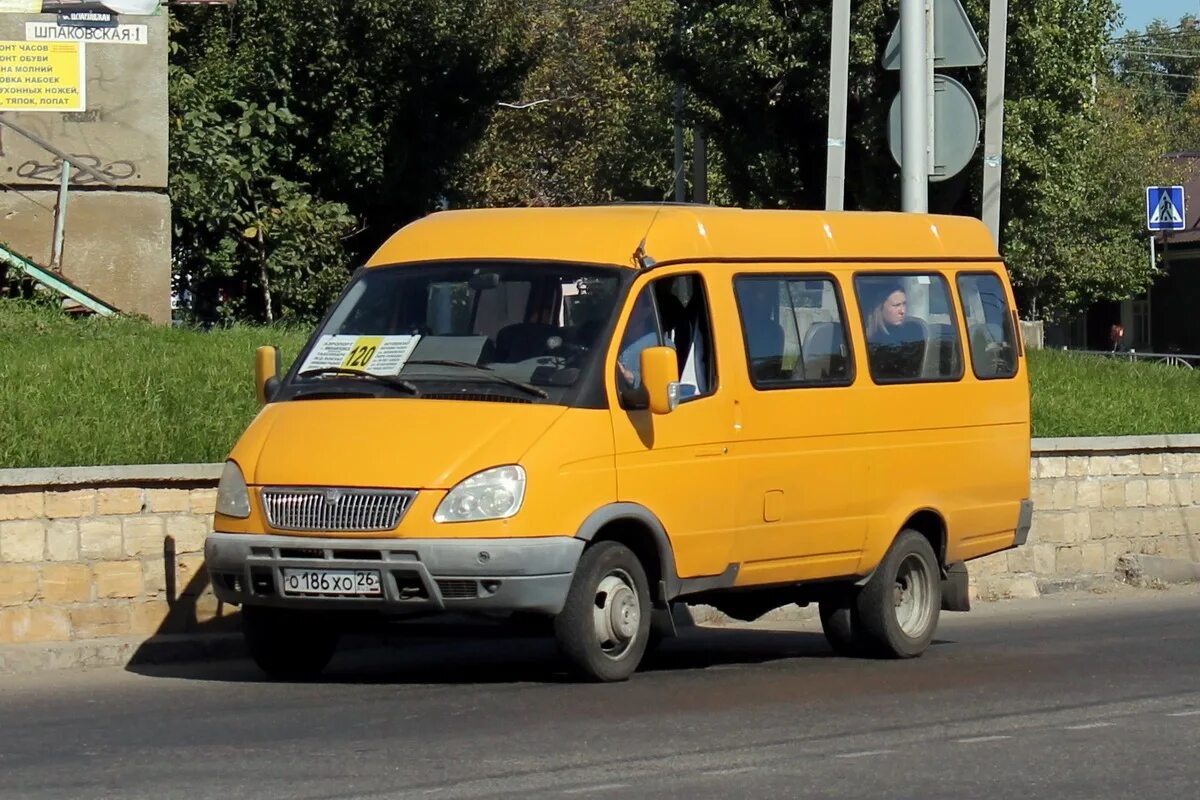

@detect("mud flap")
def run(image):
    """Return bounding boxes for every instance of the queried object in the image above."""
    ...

[941,562,971,612]
[650,580,677,639]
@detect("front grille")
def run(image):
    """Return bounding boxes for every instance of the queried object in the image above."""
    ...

[436,579,480,599]
[262,488,416,532]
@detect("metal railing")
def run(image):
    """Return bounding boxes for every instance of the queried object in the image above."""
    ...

[0,113,120,316]
[1069,349,1200,370]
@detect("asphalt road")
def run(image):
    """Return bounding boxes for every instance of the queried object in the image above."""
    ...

[2,585,1200,800]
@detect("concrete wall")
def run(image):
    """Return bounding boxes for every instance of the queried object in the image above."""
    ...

[0,11,169,322]
[2,436,1199,653]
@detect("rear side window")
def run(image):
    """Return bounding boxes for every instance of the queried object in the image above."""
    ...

[957,272,1018,379]
[734,276,853,388]
[854,274,963,383]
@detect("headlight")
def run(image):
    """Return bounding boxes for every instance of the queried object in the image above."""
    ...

[216,460,251,519]
[434,465,526,523]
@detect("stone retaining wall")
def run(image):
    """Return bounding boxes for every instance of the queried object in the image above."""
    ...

[0,465,225,645]
[2,436,1199,649]
[971,436,1200,600]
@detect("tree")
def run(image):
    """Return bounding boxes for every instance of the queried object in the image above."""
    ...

[169,0,533,322]
[450,0,678,207]
[664,0,1164,320]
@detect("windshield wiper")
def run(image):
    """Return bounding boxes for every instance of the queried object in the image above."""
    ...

[404,360,550,399]
[296,368,420,396]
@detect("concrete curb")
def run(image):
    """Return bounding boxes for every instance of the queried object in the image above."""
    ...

[0,463,223,490]
[1115,554,1200,588]
[1032,435,1200,454]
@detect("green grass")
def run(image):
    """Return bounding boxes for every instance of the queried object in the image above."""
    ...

[0,302,307,468]
[1029,348,1200,439]
[2,302,1199,468]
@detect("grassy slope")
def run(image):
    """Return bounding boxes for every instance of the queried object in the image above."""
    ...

[2,303,1198,467]
[1028,348,1200,439]
[0,303,307,468]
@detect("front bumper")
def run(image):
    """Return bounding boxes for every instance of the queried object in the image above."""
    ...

[204,533,584,616]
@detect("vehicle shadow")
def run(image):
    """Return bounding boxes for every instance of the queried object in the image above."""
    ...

[126,620,849,686]
[125,536,952,685]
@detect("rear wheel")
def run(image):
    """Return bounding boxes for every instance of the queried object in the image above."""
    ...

[242,606,339,680]
[554,541,651,682]
[854,530,941,658]
[818,597,864,656]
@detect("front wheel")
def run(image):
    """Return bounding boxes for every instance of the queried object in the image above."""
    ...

[554,541,651,682]
[242,606,339,680]
[854,530,942,658]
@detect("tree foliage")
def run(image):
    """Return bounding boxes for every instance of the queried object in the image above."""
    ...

[171,0,1176,324]
[169,0,532,322]
[451,0,678,207]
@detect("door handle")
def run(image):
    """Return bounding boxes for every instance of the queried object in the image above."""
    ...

[695,446,728,457]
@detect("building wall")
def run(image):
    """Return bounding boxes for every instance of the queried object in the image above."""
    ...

[0,11,169,322]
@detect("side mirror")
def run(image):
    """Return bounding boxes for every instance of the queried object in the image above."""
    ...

[255,345,281,406]
[640,346,681,415]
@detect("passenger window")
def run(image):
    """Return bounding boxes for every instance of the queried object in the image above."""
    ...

[615,275,716,407]
[854,274,963,383]
[734,276,852,388]
[957,272,1018,379]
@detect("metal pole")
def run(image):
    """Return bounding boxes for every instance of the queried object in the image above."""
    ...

[50,160,71,271]
[981,0,1009,245]
[900,0,928,212]
[693,124,708,204]
[1150,235,1157,273]
[925,0,936,178]
[673,85,686,202]
[825,0,851,211]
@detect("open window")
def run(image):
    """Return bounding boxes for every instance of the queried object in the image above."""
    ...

[615,274,716,407]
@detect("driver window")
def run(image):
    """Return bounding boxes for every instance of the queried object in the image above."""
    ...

[615,287,664,394]
[654,274,715,401]
[614,275,716,406]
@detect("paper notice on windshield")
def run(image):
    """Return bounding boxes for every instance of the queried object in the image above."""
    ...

[299,335,421,376]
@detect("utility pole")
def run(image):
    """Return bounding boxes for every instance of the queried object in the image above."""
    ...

[693,125,708,204]
[900,0,928,212]
[981,0,1008,245]
[825,0,852,211]
[673,85,686,202]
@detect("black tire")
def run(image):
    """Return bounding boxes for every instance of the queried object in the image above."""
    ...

[242,606,340,680]
[818,597,864,657]
[854,530,942,658]
[554,541,652,682]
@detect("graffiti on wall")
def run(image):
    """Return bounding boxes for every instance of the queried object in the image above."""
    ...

[14,153,136,183]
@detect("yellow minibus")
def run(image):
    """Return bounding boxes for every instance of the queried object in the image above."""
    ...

[205,206,1032,681]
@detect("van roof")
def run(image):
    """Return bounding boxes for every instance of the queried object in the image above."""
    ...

[367,206,1000,269]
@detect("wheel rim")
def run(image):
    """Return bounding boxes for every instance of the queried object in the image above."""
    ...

[893,553,934,638]
[592,569,641,660]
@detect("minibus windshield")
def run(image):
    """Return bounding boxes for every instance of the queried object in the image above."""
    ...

[288,261,625,403]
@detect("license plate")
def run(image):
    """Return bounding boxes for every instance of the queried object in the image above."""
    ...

[281,568,382,597]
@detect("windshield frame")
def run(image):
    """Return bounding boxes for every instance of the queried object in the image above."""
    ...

[276,258,636,409]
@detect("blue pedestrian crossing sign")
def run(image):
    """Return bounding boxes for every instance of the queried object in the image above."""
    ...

[1147,186,1186,232]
